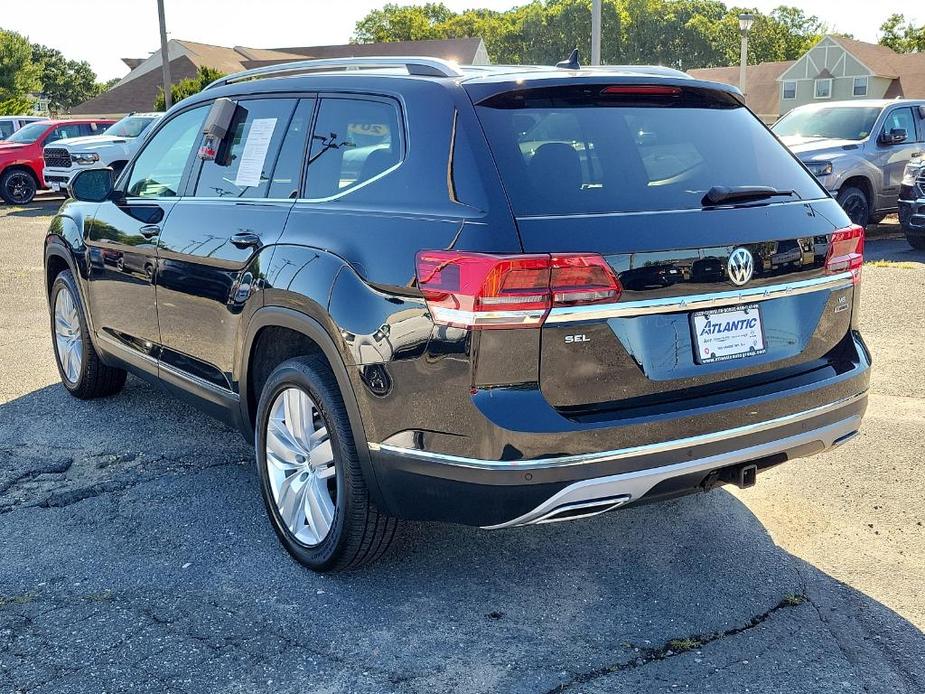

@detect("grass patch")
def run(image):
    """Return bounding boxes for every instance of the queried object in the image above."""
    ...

[779,593,806,607]
[866,260,919,269]
[666,638,703,652]
[0,591,38,608]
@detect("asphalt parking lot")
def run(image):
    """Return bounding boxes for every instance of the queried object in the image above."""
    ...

[1,195,923,694]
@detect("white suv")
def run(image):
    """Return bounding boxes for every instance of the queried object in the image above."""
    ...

[42,112,163,192]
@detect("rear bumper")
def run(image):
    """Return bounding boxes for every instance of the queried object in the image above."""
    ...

[368,333,870,527]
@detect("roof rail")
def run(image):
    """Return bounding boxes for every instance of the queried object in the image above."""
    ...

[205,56,463,89]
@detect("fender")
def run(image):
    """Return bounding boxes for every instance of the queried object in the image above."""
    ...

[239,306,387,509]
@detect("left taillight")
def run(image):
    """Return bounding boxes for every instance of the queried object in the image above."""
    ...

[415,250,622,329]
[825,224,864,284]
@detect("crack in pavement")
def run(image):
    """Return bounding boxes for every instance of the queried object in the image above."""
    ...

[543,593,809,693]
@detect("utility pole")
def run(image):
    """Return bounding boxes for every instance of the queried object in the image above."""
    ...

[738,13,755,97]
[157,0,173,109]
[591,0,602,66]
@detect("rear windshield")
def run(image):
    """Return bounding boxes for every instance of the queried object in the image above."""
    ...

[474,85,824,216]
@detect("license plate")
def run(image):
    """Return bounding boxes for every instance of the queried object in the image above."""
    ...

[691,304,766,364]
[50,183,60,192]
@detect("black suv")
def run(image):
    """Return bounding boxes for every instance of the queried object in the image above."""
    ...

[45,57,870,571]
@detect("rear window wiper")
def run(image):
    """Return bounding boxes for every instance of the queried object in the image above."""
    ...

[701,186,797,207]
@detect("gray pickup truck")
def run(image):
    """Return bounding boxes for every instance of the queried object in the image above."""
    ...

[773,99,925,229]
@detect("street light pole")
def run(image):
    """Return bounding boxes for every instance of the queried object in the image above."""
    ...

[157,0,173,109]
[738,13,755,97]
[591,0,602,66]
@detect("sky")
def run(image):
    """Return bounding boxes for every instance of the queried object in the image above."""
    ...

[4,0,923,81]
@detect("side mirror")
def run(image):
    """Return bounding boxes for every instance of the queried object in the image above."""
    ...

[879,128,908,145]
[69,167,113,202]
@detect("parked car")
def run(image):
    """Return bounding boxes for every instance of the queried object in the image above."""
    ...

[43,112,163,193]
[898,159,925,249]
[0,116,47,140]
[0,118,115,204]
[45,57,870,571]
[772,99,925,227]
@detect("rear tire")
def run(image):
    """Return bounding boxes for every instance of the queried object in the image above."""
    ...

[0,168,37,205]
[255,355,398,571]
[907,233,925,250]
[49,269,127,399]
[837,186,870,228]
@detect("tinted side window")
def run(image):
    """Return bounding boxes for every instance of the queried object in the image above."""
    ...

[884,108,915,143]
[126,106,208,198]
[192,98,295,198]
[305,98,402,199]
[0,120,13,139]
[47,124,85,144]
[268,98,314,199]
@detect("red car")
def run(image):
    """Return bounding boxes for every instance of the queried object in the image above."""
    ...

[0,118,115,204]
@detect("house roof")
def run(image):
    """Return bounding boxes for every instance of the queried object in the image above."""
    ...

[884,52,925,99]
[70,55,201,115]
[272,38,487,64]
[687,60,794,118]
[829,35,900,78]
[76,37,489,116]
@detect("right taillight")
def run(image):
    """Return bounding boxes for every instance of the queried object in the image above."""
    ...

[825,224,864,284]
[415,250,622,329]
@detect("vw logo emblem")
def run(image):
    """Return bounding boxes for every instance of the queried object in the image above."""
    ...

[727,248,754,286]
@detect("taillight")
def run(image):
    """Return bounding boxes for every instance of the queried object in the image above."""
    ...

[415,251,622,329]
[825,224,864,284]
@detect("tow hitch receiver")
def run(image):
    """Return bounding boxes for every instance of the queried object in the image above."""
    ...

[738,464,758,488]
[713,463,759,489]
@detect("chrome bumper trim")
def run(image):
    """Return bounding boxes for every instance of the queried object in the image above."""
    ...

[482,412,862,529]
[545,271,853,322]
[369,391,867,471]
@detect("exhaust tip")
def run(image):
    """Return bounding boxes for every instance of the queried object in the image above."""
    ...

[533,495,631,525]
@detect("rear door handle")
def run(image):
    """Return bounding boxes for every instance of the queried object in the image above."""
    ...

[139,225,160,238]
[230,231,262,249]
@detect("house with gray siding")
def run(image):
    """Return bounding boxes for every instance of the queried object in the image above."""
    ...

[689,35,925,123]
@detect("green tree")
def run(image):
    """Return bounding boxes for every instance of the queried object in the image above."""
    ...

[0,29,40,115]
[351,0,826,70]
[154,66,225,110]
[879,14,925,53]
[353,3,453,43]
[31,44,103,112]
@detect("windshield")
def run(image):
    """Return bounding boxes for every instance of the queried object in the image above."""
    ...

[773,106,882,141]
[6,122,49,144]
[105,116,157,138]
[475,85,824,216]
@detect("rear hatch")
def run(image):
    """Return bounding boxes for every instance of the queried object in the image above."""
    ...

[469,78,862,412]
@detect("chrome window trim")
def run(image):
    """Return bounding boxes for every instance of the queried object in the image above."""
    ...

[545,271,853,323]
[368,390,867,471]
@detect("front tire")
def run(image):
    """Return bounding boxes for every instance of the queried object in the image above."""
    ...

[837,186,871,228]
[907,233,925,250]
[255,356,398,571]
[49,270,126,398]
[0,168,37,205]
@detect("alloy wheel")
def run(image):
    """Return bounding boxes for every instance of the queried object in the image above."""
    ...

[5,172,35,204]
[265,387,337,547]
[54,286,83,384]
[842,194,868,226]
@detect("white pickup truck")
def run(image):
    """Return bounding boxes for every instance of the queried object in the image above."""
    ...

[42,112,162,192]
